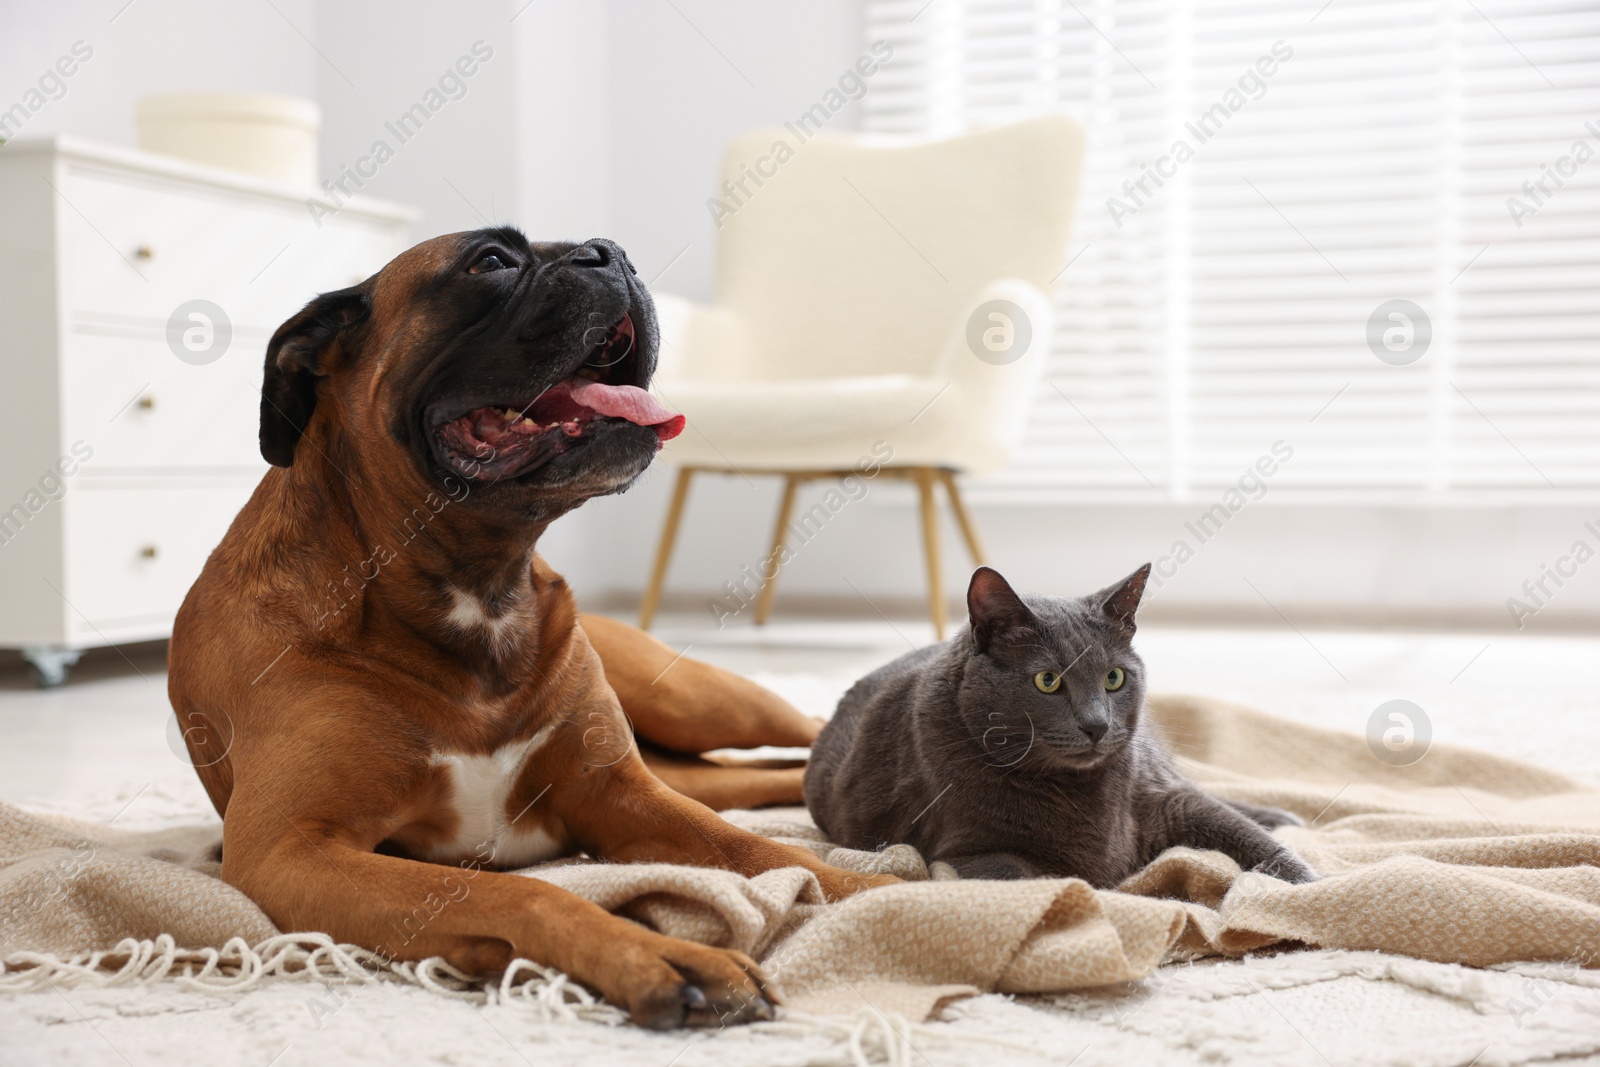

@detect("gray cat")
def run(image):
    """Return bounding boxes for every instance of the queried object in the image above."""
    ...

[804,565,1317,887]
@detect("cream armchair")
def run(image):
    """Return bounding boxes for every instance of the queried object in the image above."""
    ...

[642,115,1085,637]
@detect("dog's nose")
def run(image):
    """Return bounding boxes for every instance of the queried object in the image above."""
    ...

[1079,719,1108,744]
[569,240,616,269]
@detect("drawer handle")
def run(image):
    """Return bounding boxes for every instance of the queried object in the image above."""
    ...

[134,245,154,260]
[137,395,155,411]
[139,545,158,560]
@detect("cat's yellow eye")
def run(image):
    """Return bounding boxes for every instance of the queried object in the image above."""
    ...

[1034,671,1061,693]
[1105,667,1126,691]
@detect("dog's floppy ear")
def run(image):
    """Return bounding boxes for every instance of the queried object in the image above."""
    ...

[260,287,369,467]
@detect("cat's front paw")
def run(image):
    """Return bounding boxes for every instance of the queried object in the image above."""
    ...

[1251,805,1304,829]
[1226,799,1304,829]
[949,852,1044,881]
[1252,849,1318,884]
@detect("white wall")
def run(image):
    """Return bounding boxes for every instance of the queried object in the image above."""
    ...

[1,0,524,241]
[313,0,871,268]
[313,0,522,239]
[598,0,866,301]
[0,0,316,145]
[512,0,610,243]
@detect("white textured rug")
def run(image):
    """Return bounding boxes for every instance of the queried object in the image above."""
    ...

[5,662,1600,1067]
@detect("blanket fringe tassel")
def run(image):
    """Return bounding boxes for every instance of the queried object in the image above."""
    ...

[0,934,1000,1066]
[0,933,625,1024]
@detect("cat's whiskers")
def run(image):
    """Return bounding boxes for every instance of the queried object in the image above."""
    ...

[996,752,1041,781]
[943,744,1032,768]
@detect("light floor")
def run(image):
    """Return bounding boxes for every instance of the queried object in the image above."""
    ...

[3,614,1599,815]
[4,615,1600,1067]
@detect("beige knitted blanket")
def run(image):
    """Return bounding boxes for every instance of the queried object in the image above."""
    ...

[3,694,1598,1022]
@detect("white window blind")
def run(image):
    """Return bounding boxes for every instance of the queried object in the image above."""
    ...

[864,0,1600,499]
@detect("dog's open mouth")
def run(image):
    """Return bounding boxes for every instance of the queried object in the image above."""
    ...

[432,314,685,481]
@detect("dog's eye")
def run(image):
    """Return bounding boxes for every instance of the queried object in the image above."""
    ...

[468,252,510,274]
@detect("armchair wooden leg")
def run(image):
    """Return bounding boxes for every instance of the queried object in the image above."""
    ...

[639,467,695,630]
[939,469,988,567]
[915,467,946,640]
[754,475,800,626]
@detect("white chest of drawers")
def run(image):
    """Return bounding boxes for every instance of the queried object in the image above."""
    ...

[0,136,413,684]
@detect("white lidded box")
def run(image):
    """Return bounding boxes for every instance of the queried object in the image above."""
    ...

[135,92,320,188]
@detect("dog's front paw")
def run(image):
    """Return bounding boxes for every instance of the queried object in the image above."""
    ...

[814,867,902,901]
[1252,849,1318,884]
[860,872,903,891]
[614,933,775,1029]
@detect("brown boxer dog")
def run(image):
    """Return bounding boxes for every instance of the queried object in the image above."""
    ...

[167,229,894,1029]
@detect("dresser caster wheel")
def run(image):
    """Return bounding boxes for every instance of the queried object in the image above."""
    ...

[22,647,82,688]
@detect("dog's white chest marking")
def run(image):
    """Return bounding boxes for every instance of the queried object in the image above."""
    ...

[425,723,562,867]
[445,588,523,647]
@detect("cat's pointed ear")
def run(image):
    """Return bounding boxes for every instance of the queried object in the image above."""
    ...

[1099,563,1152,634]
[967,567,1035,653]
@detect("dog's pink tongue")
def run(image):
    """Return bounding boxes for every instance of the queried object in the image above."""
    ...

[567,379,685,441]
